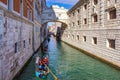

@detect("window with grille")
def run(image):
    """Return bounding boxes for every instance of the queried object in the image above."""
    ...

[83,36,86,42]
[94,0,98,5]
[94,15,98,22]
[77,20,80,25]
[77,35,79,40]
[72,35,74,39]
[84,18,87,24]
[23,40,26,48]
[93,37,97,44]
[15,42,18,53]
[109,9,116,19]
[29,38,31,45]
[73,12,75,16]
[84,4,87,10]
[77,9,80,13]
[107,39,115,49]
[73,22,75,26]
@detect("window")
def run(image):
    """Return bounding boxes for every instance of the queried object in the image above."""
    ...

[84,18,87,24]
[48,14,51,17]
[15,42,18,53]
[72,35,74,39]
[29,38,31,44]
[27,8,32,21]
[73,22,75,26]
[83,36,86,42]
[77,35,79,40]
[59,14,61,16]
[77,20,80,25]
[92,37,97,44]
[73,12,75,16]
[0,34,2,40]
[94,0,98,5]
[77,9,80,13]
[68,15,70,17]
[23,40,25,48]
[93,15,98,22]
[109,9,116,19]
[84,4,87,10]
[107,39,115,49]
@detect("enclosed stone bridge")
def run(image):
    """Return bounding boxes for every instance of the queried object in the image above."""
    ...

[41,5,69,25]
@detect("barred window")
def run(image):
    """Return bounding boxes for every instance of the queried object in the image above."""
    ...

[77,20,80,25]
[84,4,87,10]
[84,18,87,24]
[107,39,115,49]
[94,15,98,22]
[15,42,18,53]
[77,35,79,40]
[83,36,86,42]
[109,9,116,19]
[93,37,97,44]
[94,0,98,5]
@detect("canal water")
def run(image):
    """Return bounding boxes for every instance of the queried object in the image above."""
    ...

[15,37,120,80]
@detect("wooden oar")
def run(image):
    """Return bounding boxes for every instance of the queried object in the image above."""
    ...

[44,64,58,80]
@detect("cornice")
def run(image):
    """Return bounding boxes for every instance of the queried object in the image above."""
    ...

[67,0,89,14]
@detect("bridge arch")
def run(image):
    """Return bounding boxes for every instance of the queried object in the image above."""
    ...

[41,5,69,25]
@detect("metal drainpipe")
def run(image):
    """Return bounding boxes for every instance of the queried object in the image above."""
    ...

[32,24,35,52]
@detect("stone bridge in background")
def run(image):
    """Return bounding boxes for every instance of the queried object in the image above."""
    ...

[41,5,69,25]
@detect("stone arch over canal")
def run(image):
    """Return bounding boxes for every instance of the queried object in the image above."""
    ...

[41,5,69,25]
[41,5,69,40]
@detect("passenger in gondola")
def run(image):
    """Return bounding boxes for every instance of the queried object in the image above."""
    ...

[39,61,47,71]
[41,55,49,65]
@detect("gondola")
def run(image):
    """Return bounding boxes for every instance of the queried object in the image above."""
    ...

[35,56,49,79]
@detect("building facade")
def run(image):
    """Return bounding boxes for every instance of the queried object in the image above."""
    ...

[33,0,42,52]
[0,0,43,80]
[62,0,120,68]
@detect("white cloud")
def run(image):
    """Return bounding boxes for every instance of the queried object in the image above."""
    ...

[46,0,79,5]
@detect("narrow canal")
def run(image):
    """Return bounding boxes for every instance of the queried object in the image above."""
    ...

[15,37,120,80]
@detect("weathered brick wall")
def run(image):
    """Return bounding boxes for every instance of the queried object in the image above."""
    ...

[0,7,33,80]
[63,0,120,68]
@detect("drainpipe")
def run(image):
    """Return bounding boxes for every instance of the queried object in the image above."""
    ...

[32,25,35,53]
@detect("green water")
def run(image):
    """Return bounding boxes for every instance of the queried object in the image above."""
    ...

[15,37,120,80]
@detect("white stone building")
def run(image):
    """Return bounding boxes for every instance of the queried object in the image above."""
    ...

[62,0,120,68]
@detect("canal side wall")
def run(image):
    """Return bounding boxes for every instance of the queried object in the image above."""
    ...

[62,30,120,69]
[34,21,41,52]
[0,7,34,80]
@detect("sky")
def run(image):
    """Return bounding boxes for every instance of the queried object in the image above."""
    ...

[46,0,79,26]
[46,0,79,9]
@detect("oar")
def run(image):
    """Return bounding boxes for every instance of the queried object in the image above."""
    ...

[44,64,58,80]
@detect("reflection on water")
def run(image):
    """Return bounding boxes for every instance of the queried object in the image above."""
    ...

[15,37,120,80]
